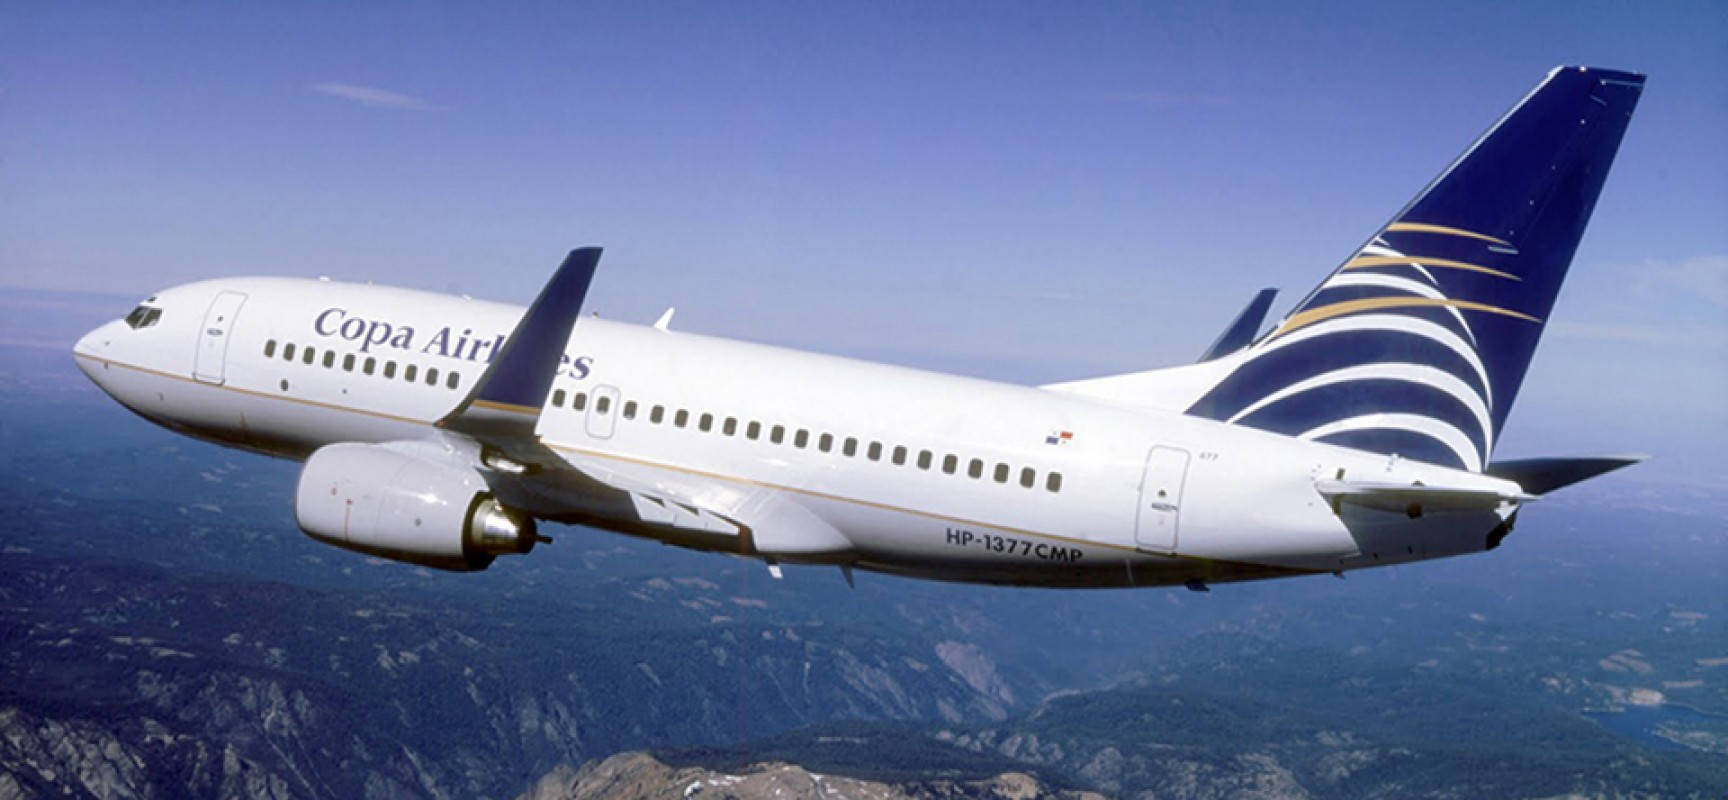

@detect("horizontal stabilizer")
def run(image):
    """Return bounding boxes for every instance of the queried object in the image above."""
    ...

[1198,288,1278,362]
[1485,455,1645,495]
[1315,480,1530,515]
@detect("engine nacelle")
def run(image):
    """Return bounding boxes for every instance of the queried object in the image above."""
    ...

[294,442,537,571]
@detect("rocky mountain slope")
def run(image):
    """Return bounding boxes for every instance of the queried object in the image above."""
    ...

[0,550,1057,799]
[516,752,1102,800]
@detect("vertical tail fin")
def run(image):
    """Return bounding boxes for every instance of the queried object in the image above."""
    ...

[1187,67,1644,471]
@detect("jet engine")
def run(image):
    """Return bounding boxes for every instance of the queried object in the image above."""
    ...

[294,442,537,571]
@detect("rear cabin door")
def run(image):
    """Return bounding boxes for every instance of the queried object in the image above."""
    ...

[585,384,621,439]
[1135,446,1191,552]
[193,291,248,385]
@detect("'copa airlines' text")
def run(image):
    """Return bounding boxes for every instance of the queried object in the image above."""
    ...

[312,307,593,379]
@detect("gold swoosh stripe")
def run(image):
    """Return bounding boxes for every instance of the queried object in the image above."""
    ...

[1273,298,1542,338]
[472,399,540,415]
[1384,222,1512,246]
[1345,255,1520,281]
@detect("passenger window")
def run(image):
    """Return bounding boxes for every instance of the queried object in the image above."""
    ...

[264,340,276,357]
[746,421,761,440]
[867,441,882,461]
[303,347,315,365]
[283,343,296,361]
[553,389,567,407]
[794,429,809,448]
[574,393,588,411]
[623,401,637,420]
[994,463,1009,483]
[324,351,336,369]
[344,354,356,372]
[596,395,611,414]
[722,417,737,435]
[770,425,784,444]
[675,409,689,427]
[917,450,932,470]
[1046,473,1063,493]
[404,364,418,382]
[383,360,396,378]
[819,433,833,452]
[892,445,907,465]
[843,437,858,457]
[699,413,713,432]
[426,367,439,386]
[651,405,665,424]
[363,357,376,375]
[943,454,958,474]
[1020,467,1035,488]
[968,459,983,479]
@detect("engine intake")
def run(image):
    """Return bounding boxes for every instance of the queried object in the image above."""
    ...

[295,442,537,571]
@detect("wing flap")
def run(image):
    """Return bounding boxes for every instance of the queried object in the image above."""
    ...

[579,454,853,556]
[486,442,853,559]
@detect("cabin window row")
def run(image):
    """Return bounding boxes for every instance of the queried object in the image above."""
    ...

[263,340,462,390]
[548,389,1063,493]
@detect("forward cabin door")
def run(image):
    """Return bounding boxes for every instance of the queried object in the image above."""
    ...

[1135,446,1191,552]
[193,291,248,385]
[585,384,621,439]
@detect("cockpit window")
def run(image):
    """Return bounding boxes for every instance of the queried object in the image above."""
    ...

[123,304,162,330]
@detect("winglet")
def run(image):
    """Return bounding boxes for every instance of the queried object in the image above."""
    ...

[1198,288,1278,362]
[439,248,602,437]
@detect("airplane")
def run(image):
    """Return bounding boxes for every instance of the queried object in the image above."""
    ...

[73,66,1647,590]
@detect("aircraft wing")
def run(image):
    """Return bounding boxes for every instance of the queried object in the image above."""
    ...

[526,445,853,558]
[433,248,853,561]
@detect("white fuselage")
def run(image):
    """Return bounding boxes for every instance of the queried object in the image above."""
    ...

[73,277,1522,588]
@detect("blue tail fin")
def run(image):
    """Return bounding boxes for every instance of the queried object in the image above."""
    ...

[1187,67,1644,471]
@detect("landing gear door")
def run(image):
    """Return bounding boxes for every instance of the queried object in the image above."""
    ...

[193,291,248,385]
[585,384,621,439]
[1135,446,1190,553]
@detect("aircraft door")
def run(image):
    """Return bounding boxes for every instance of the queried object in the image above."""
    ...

[585,384,621,439]
[1135,446,1190,552]
[193,291,248,385]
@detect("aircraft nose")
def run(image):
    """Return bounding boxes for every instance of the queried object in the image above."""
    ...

[72,323,116,385]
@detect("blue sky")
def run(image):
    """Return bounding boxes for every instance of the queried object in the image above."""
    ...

[4,1,1725,482]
